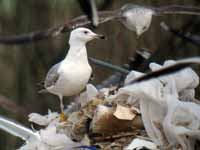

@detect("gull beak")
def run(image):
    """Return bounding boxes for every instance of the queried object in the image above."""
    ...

[94,34,106,39]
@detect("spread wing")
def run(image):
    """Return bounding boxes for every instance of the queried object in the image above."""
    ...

[44,62,61,89]
[154,5,200,15]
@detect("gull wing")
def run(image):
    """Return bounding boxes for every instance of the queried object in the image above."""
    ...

[0,115,40,142]
[44,62,61,89]
[154,5,200,15]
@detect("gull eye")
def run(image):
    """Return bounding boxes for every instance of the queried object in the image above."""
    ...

[84,31,89,34]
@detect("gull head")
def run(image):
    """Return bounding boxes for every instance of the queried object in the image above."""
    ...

[69,28,105,45]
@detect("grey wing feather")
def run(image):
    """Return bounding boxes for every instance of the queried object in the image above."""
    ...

[154,5,200,15]
[44,62,61,88]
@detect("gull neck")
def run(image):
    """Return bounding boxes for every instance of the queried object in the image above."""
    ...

[64,42,89,64]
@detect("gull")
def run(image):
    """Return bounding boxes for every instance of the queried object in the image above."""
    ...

[120,4,200,36]
[39,27,104,120]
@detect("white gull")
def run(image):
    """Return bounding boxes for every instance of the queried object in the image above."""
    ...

[40,27,104,120]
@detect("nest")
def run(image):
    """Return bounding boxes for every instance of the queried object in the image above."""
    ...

[20,60,200,150]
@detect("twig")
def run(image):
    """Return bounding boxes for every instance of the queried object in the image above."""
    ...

[0,11,117,44]
[0,95,28,116]
[160,22,200,47]
[96,49,151,89]
[91,132,138,142]
[96,72,123,89]
[89,57,130,74]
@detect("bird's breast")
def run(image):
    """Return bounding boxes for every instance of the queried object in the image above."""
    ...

[56,63,92,96]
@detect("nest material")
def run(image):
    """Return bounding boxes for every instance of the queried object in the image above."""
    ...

[24,60,200,150]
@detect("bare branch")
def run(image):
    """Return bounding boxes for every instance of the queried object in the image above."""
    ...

[160,22,200,47]
[0,11,117,45]
[0,95,28,116]
[89,57,129,74]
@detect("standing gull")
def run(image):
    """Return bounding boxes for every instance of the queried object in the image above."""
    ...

[39,28,104,121]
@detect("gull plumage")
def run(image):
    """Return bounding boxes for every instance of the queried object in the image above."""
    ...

[40,28,104,120]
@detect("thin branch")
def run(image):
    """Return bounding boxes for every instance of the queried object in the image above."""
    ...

[96,49,151,89]
[89,57,129,74]
[0,25,64,44]
[0,11,117,45]
[0,95,28,116]
[96,72,122,89]
[160,22,200,47]
[91,132,138,142]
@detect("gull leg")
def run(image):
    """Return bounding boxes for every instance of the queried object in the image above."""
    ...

[58,95,65,122]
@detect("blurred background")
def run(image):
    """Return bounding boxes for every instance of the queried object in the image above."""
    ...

[0,0,200,149]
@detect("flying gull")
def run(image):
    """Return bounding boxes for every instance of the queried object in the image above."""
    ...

[39,28,105,121]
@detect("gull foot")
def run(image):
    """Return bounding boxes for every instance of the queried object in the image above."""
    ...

[60,112,66,122]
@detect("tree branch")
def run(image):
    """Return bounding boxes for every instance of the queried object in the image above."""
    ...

[160,22,200,47]
[0,11,117,45]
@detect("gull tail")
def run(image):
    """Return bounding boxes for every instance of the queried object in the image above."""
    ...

[0,115,40,142]
[154,5,200,15]
[38,89,48,94]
